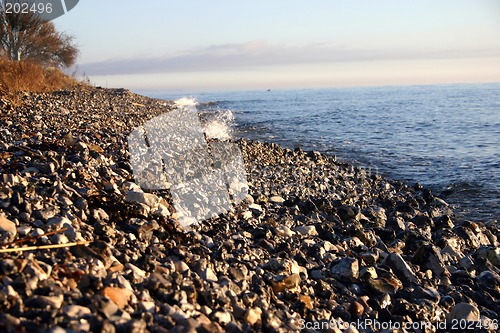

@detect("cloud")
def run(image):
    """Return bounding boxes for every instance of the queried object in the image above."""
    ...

[80,40,500,76]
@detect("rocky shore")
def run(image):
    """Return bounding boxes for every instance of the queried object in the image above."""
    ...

[0,87,499,333]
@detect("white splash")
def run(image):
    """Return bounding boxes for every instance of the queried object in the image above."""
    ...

[173,97,235,140]
[174,97,198,107]
[202,109,235,141]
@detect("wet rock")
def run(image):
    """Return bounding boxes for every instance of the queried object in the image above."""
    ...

[349,301,365,318]
[477,270,500,289]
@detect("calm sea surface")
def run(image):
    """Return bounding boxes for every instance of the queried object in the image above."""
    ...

[159,83,500,222]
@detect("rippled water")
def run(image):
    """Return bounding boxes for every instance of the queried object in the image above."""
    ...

[160,83,500,222]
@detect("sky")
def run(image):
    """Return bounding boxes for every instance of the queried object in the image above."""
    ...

[54,0,500,93]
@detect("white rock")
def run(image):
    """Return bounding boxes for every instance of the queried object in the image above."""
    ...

[17,225,32,237]
[269,196,285,204]
[202,267,218,282]
[294,225,318,236]
[63,305,92,318]
[154,203,171,217]
[126,191,160,208]
[275,225,295,237]
[243,194,254,204]
[126,263,147,281]
[331,257,359,280]
[213,310,232,326]
[248,203,262,212]
[244,307,262,325]
[140,301,156,313]
[382,253,419,284]
[241,211,253,220]
[174,261,190,274]
[123,182,142,192]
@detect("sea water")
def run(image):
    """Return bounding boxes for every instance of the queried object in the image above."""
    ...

[159,83,499,222]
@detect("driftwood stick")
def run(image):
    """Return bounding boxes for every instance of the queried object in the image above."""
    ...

[1,228,68,248]
[0,241,91,253]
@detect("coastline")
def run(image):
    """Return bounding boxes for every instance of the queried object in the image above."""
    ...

[0,87,498,332]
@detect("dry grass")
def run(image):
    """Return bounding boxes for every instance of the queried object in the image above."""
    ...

[0,58,81,105]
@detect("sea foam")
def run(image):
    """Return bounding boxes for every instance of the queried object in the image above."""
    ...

[174,98,235,141]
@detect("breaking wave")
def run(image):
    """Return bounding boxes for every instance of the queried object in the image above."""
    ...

[174,98,235,141]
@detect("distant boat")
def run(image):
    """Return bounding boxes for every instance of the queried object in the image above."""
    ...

[267,89,271,92]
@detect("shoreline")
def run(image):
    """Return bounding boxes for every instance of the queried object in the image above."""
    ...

[0,86,498,332]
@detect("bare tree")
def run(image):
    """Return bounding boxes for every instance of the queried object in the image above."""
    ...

[0,1,78,67]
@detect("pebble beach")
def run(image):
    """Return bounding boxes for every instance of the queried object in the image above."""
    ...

[0,87,499,332]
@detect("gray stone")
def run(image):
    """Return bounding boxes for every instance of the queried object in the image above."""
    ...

[126,263,147,282]
[412,286,441,303]
[50,233,69,244]
[331,257,359,281]
[18,212,31,223]
[75,141,88,151]
[174,261,190,274]
[382,253,419,284]
[448,303,480,321]
[311,270,324,279]
[201,267,218,282]
[47,216,72,229]
[229,265,248,281]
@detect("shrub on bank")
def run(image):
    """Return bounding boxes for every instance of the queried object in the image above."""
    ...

[0,58,79,105]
